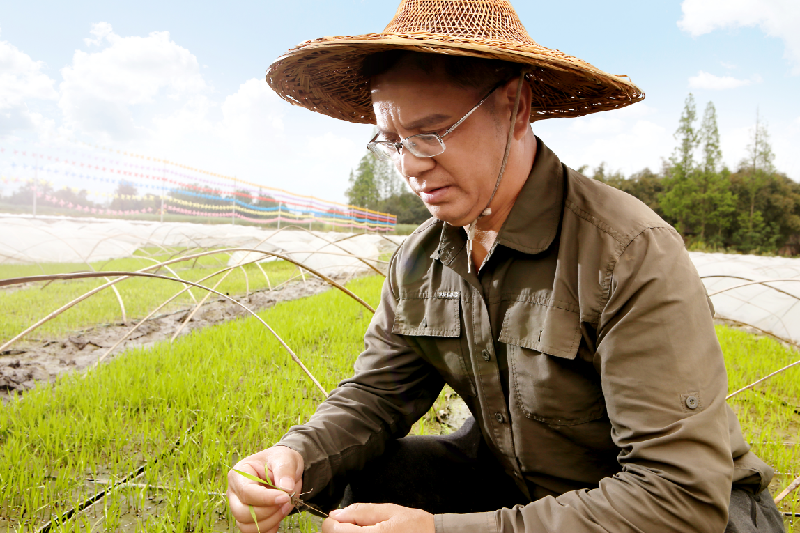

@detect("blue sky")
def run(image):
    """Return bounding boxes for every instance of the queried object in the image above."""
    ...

[1,0,798,203]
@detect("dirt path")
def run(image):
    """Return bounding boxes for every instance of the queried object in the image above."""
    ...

[0,278,335,401]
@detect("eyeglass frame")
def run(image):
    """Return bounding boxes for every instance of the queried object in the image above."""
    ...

[366,78,509,160]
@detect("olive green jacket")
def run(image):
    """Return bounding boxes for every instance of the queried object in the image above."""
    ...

[278,139,772,533]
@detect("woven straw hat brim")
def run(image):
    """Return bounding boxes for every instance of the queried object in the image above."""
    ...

[268,32,644,125]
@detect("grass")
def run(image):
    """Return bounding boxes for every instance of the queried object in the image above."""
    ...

[0,274,449,532]
[717,325,800,531]
[0,270,796,531]
[0,250,305,342]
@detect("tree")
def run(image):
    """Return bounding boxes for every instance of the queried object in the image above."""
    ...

[728,120,798,254]
[699,102,722,175]
[738,110,776,245]
[109,180,146,211]
[345,153,381,210]
[54,186,95,208]
[674,93,699,176]
[373,155,404,201]
[9,180,54,207]
[693,102,736,244]
[660,93,700,235]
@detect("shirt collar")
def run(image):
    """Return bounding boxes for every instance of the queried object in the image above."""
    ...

[433,137,564,267]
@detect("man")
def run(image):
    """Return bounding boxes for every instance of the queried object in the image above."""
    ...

[227,1,785,532]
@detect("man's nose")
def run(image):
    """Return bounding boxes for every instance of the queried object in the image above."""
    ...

[398,148,436,178]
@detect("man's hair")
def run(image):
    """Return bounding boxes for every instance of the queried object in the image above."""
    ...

[362,50,521,95]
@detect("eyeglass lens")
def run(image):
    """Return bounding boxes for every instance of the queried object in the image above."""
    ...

[369,134,445,160]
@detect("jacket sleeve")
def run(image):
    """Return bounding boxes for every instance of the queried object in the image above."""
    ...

[437,227,734,533]
[277,252,445,505]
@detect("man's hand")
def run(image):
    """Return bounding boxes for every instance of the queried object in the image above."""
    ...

[226,445,304,533]
[321,503,435,533]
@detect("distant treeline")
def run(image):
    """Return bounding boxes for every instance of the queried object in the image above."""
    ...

[588,94,799,256]
[345,150,429,225]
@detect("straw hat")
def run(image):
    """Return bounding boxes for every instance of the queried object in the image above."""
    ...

[267,0,644,124]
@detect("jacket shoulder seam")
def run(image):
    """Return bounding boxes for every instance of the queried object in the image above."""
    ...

[602,225,680,308]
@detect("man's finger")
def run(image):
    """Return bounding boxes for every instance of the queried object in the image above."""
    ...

[268,449,303,493]
[329,503,399,526]
[230,481,291,507]
[235,511,285,533]
[228,461,292,506]
[321,517,379,533]
[227,493,285,523]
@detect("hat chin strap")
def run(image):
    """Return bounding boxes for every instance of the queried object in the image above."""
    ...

[466,70,526,273]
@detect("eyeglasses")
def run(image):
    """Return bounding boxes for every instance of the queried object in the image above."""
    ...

[367,80,506,161]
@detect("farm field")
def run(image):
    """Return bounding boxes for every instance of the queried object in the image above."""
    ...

[1,275,396,532]
[0,245,797,531]
[0,251,305,341]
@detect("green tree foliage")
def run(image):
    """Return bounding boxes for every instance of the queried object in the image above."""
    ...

[253,189,285,210]
[109,180,150,211]
[9,180,50,206]
[583,97,800,255]
[692,102,737,245]
[169,184,228,207]
[660,93,700,234]
[345,148,429,225]
[53,186,94,208]
[345,153,381,210]
[726,117,800,253]
[658,97,738,246]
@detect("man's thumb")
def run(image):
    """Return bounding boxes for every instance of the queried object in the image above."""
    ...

[277,475,295,492]
[270,450,300,492]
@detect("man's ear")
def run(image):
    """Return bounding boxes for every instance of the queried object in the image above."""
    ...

[511,76,532,140]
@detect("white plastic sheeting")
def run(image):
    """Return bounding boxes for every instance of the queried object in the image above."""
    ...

[2,215,799,343]
[0,215,402,276]
[692,252,800,345]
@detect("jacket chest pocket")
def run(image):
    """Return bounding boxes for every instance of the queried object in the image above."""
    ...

[392,292,476,397]
[499,300,604,426]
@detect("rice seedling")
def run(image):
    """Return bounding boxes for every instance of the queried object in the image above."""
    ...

[1,275,387,532]
[717,325,800,530]
[1,236,797,532]
[0,252,303,341]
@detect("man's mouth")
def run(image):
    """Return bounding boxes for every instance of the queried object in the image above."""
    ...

[418,185,451,204]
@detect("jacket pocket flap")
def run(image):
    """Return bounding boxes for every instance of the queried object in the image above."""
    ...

[392,292,461,338]
[499,300,581,359]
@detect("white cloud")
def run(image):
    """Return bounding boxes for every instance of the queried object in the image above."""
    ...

[720,61,737,70]
[535,111,672,178]
[0,26,371,203]
[221,78,285,146]
[0,40,58,107]
[83,22,114,48]
[688,71,757,90]
[568,103,656,136]
[679,0,800,74]
[59,23,206,139]
[0,38,58,136]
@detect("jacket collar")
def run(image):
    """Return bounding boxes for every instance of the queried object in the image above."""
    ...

[433,137,565,268]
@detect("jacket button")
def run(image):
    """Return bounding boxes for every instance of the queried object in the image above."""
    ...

[482,349,491,361]
[494,412,506,423]
[685,395,699,409]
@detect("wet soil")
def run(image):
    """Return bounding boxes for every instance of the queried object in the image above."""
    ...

[0,278,335,401]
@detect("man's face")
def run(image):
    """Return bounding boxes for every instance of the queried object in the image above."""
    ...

[371,63,507,226]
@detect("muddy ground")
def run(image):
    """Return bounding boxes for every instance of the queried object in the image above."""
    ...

[0,277,335,401]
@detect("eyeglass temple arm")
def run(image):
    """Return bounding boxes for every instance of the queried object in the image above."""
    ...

[440,79,509,139]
